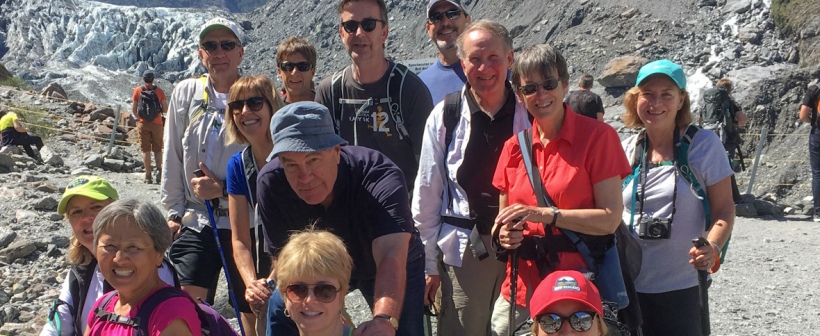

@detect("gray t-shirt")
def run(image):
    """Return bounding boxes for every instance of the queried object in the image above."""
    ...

[315,60,434,187]
[621,129,733,293]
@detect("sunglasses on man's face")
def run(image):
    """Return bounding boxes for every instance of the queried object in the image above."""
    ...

[341,18,384,34]
[279,61,312,72]
[428,9,462,23]
[200,40,238,52]
[519,78,560,96]
[228,97,267,114]
[285,283,340,303]
[537,311,596,334]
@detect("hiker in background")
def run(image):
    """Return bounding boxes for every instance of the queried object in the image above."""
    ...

[276,37,317,103]
[132,70,167,184]
[528,270,608,336]
[315,0,434,188]
[275,228,355,336]
[491,43,630,335]
[0,108,44,163]
[257,102,425,336]
[224,75,285,335]
[418,0,470,105]
[798,69,820,222]
[41,176,177,336]
[564,73,605,121]
[700,78,748,203]
[84,199,200,335]
[412,19,528,335]
[621,60,734,336]
[161,17,248,321]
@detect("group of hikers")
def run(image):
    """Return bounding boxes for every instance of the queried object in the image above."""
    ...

[46,0,820,335]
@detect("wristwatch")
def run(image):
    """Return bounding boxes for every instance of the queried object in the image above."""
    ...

[549,206,560,226]
[168,214,182,223]
[374,314,399,330]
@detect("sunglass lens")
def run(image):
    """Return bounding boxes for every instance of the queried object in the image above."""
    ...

[342,20,358,33]
[228,101,243,111]
[544,78,559,91]
[280,63,294,72]
[220,41,237,51]
[201,41,218,51]
[569,312,594,332]
[247,97,265,111]
[361,18,378,32]
[429,12,444,23]
[539,314,563,333]
[295,62,312,71]
[445,9,461,20]
[286,284,309,301]
[314,284,338,303]
[522,83,538,95]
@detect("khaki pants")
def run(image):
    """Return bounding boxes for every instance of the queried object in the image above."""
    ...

[439,234,506,336]
[490,294,530,336]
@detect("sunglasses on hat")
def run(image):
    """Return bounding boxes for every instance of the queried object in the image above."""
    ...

[279,61,312,72]
[428,9,462,23]
[228,97,267,114]
[341,18,385,33]
[537,311,597,334]
[200,40,238,52]
[519,78,560,96]
[285,283,340,303]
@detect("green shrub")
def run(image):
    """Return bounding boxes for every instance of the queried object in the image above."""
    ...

[0,76,32,91]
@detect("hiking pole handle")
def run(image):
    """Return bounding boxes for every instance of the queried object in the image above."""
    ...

[508,216,523,336]
[693,237,711,335]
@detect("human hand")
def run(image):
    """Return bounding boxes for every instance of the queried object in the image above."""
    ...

[689,239,718,271]
[191,162,223,200]
[424,275,440,306]
[246,278,272,314]
[495,203,548,227]
[168,220,182,240]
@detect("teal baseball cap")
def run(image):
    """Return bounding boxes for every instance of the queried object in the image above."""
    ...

[635,59,686,90]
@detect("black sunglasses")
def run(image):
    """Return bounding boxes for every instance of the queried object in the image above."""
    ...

[285,283,340,303]
[341,18,385,33]
[200,40,238,52]
[428,9,462,23]
[279,61,312,72]
[519,78,560,96]
[228,97,267,114]
[537,311,596,334]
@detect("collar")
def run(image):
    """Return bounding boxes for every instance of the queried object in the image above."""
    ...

[532,103,577,147]
[464,82,516,118]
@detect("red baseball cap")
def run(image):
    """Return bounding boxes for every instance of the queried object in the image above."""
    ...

[529,270,604,318]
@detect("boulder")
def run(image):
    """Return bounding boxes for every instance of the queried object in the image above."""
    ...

[102,158,125,171]
[40,82,68,101]
[735,203,758,217]
[722,0,751,14]
[0,229,15,249]
[0,146,21,156]
[598,56,649,87]
[738,27,762,45]
[0,240,37,263]
[753,199,781,216]
[38,146,63,166]
[33,197,58,211]
[82,155,103,168]
[33,181,59,193]
[89,107,115,121]
[0,153,14,169]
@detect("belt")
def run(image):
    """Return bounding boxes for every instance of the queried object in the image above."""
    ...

[442,216,489,261]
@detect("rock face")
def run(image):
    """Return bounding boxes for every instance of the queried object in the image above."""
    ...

[598,56,649,88]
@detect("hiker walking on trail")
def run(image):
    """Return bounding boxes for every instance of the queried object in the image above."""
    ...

[700,78,747,203]
[412,19,528,335]
[0,108,44,163]
[798,69,820,222]
[417,0,470,105]
[490,44,631,336]
[314,0,433,188]
[161,16,251,333]
[257,102,425,336]
[621,60,735,336]
[564,73,605,121]
[132,70,167,184]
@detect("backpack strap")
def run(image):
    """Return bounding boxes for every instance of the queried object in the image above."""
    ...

[443,91,462,150]
[241,147,258,207]
[812,84,820,129]
[93,291,142,329]
[162,257,181,288]
[386,62,410,139]
[186,75,210,131]
[676,125,710,231]
[68,259,98,334]
[132,286,189,336]
[330,66,349,135]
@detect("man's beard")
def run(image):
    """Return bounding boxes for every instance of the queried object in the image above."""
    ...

[435,39,456,50]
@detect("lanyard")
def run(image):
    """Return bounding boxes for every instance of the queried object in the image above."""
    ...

[630,128,680,230]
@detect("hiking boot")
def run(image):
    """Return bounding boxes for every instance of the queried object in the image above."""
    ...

[144,175,153,184]
[155,171,162,184]
[814,208,820,223]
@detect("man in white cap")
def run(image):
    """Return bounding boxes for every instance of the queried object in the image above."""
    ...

[160,17,258,335]
[418,0,471,105]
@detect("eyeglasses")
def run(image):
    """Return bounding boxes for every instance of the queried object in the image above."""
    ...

[279,61,312,72]
[200,40,238,52]
[228,97,267,114]
[519,78,560,96]
[285,283,340,303]
[341,18,385,33]
[537,311,597,334]
[428,9,462,23]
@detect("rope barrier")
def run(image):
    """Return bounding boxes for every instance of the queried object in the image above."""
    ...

[18,121,132,144]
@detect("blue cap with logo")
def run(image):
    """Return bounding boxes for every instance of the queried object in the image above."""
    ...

[267,101,347,162]
[635,59,686,90]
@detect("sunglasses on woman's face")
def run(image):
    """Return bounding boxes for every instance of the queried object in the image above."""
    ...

[537,311,596,334]
[285,283,340,303]
[341,18,384,33]
[428,9,462,23]
[228,97,266,114]
[200,40,238,52]
[519,78,560,96]
[279,61,312,72]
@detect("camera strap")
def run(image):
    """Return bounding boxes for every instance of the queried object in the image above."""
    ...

[633,128,680,231]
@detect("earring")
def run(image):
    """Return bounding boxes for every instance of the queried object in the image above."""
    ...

[284,308,290,318]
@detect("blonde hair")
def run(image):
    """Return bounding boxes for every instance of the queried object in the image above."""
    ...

[224,76,285,145]
[67,236,93,265]
[622,85,693,129]
[275,227,353,297]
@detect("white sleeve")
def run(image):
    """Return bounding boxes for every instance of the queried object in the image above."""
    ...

[39,270,74,336]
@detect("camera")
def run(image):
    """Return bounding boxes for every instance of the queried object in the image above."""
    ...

[638,217,672,239]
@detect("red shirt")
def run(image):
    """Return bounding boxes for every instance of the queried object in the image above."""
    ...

[132,84,166,125]
[492,105,631,307]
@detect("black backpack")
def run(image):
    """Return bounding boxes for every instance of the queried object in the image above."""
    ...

[138,84,162,122]
[701,87,733,126]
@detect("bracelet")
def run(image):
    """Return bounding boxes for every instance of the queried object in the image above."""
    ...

[708,240,721,252]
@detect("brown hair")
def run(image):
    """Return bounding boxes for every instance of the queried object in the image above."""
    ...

[275,37,318,70]
[622,86,693,128]
[337,0,388,24]
[224,76,285,145]
[511,43,569,93]
[579,73,594,89]
[715,78,733,93]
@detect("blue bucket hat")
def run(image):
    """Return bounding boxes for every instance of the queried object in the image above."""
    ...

[635,59,686,90]
[267,102,348,162]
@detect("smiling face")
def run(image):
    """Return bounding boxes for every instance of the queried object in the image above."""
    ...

[284,276,344,335]
[515,70,569,121]
[339,0,388,64]
[231,91,273,144]
[279,147,341,208]
[65,196,113,251]
[635,74,685,132]
[461,29,513,99]
[96,218,164,296]
[426,2,470,51]
[277,52,315,100]
[198,28,244,78]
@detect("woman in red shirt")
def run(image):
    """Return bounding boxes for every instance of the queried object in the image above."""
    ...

[489,44,631,335]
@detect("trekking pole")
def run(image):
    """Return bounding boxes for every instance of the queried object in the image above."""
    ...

[692,237,711,335]
[194,169,247,336]
[508,249,519,336]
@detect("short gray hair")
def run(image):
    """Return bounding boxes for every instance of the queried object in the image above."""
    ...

[456,19,513,60]
[93,199,172,254]
[511,44,569,93]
